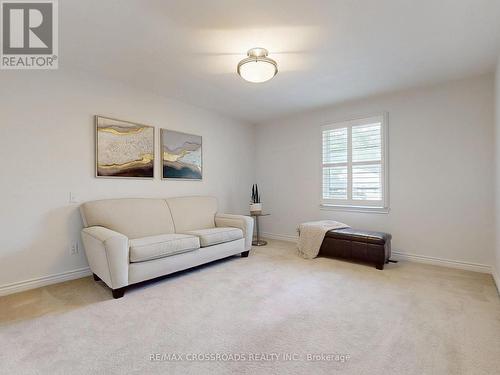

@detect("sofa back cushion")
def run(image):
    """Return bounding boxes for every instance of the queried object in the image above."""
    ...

[166,196,218,232]
[80,198,175,239]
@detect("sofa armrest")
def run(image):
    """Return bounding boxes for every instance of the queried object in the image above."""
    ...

[81,226,129,289]
[215,214,254,251]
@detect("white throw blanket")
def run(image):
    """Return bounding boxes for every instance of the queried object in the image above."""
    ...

[297,220,350,259]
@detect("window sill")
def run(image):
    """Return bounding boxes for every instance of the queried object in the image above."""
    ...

[320,204,390,214]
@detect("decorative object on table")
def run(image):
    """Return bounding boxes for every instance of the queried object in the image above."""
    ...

[250,212,269,246]
[250,184,262,213]
[95,116,154,178]
[161,129,202,180]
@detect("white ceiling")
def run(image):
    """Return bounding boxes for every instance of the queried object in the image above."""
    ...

[61,0,500,123]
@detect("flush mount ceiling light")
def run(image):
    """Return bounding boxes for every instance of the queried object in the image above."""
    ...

[237,48,278,83]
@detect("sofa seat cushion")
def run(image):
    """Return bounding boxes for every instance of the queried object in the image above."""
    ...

[184,227,243,247]
[129,234,200,263]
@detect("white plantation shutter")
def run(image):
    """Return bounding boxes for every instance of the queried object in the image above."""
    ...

[321,115,388,209]
[322,127,348,200]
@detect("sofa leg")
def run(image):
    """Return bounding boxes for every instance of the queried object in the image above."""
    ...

[112,287,126,299]
[93,273,101,282]
[241,251,250,258]
[376,263,384,270]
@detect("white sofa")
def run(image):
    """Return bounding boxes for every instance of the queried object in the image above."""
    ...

[80,196,253,298]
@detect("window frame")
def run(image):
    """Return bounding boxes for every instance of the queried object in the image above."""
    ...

[320,113,389,213]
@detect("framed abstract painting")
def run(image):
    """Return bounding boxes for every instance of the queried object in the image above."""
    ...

[95,116,155,178]
[161,129,202,180]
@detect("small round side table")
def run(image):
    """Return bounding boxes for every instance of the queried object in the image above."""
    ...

[250,212,270,246]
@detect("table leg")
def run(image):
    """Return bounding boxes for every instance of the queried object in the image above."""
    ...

[252,215,267,246]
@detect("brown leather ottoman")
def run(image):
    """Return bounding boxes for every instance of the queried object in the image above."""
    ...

[319,228,392,270]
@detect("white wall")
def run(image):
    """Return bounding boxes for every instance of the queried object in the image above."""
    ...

[0,70,255,290]
[256,75,495,267]
[495,59,500,285]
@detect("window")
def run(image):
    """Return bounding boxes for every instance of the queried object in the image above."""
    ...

[321,114,388,211]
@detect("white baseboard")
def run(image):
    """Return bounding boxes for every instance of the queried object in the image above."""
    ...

[391,251,491,274]
[261,231,493,275]
[0,267,92,297]
[262,232,298,242]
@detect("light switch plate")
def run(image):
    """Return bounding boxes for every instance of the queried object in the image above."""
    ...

[69,192,79,203]
[70,241,79,255]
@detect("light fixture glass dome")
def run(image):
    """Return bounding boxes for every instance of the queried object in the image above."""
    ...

[237,48,278,83]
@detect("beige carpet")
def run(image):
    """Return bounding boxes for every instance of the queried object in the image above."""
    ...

[1,239,499,375]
